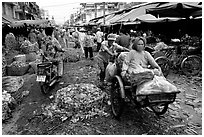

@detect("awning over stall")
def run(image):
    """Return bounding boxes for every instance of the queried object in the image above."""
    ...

[10,19,50,27]
[146,2,202,18]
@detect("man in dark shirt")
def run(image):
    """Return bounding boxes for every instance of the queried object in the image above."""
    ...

[116,29,131,49]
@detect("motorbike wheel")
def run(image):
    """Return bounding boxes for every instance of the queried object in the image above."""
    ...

[40,83,50,94]
[150,104,168,116]
[181,55,202,76]
[110,77,125,120]
[155,57,170,77]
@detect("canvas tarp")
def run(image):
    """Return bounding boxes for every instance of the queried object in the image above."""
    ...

[146,2,202,18]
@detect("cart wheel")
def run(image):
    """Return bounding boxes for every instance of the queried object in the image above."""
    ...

[181,55,201,76]
[40,83,50,94]
[155,57,170,77]
[110,77,125,119]
[150,104,168,115]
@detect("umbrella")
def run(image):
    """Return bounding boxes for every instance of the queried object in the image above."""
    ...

[146,2,202,18]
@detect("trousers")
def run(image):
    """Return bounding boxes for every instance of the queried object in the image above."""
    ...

[84,47,93,59]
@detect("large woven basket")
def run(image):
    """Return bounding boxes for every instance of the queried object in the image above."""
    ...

[7,64,30,76]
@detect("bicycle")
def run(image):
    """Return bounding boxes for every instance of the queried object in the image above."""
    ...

[156,45,202,76]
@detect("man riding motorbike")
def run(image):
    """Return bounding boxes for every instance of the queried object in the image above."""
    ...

[42,28,66,79]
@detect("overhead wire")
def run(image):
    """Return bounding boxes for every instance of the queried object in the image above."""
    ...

[41,2,81,8]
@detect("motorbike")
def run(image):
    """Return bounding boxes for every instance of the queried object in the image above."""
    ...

[36,51,65,94]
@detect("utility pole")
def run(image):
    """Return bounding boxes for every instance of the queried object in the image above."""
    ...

[103,2,105,25]
[94,3,97,18]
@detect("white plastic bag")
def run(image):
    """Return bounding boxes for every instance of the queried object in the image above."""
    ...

[105,62,117,82]
[136,76,178,95]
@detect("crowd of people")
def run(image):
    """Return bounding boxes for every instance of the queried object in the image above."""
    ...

[3,25,201,85]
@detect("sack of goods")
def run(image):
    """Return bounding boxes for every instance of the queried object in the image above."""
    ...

[105,62,117,82]
[125,71,154,87]
[7,61,30,76]
[5,33,17,50]
[14,54,26,63]
[20,40,39,54]
[117,52,129,68]
[136,76,178,95]
[25,52,37,62]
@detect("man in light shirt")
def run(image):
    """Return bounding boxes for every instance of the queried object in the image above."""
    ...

[96,28,104,52]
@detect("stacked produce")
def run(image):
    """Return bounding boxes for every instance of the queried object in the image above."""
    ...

[42,84,109,123]
[63,48,83,62]
[2,90,16,121]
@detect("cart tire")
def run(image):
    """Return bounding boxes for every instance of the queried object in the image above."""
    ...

[110,76,125,119]
[40,83,50,94]
[181,55,201,76]
[155,56,170,77]
[151,104,168,115]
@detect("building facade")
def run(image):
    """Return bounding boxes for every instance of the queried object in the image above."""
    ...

[70,2,126,25]
[2,2,41,24]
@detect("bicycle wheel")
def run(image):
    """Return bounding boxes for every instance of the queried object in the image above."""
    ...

[155,56,170,77]
[181,55,202,76]
[151,104,169,115]
[110,76,125,120]
[40,83,50,94]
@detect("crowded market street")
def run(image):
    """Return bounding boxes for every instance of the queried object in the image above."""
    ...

[2,1,202,135]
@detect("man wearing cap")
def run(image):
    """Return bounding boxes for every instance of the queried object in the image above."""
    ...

[96,28,104,52]
[96,33,130,82]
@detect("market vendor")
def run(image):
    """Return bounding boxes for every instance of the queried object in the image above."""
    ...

[95,33,130,82]
[121,36,162,77]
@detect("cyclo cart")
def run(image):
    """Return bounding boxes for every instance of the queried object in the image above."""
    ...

[109,52,180,119]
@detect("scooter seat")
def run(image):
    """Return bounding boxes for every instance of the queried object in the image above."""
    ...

[37,62,52,68]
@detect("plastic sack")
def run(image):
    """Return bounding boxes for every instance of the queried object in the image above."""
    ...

[136,76,178,95]
[154,42,168,51]
[105,62,117,82]
[117,52,129,69]
[124,71,154,86]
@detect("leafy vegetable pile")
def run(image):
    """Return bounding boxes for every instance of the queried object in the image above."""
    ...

[2,90,16,121]
[2,76,24,93]
[42,83,109,123]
